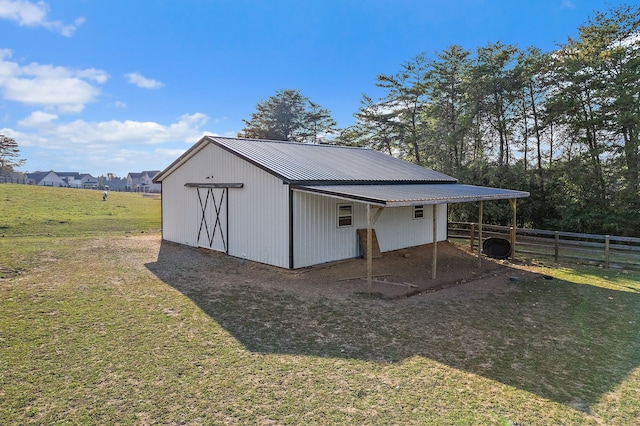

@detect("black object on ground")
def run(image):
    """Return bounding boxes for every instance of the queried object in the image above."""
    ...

[482,237,512,259]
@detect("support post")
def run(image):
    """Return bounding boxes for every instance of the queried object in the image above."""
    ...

[470,223,475,251]
[605,235,610,269]
[367,203,373,292]
[509,198,517,259]
[478,201,483,268]
[432,204,438,280]
[554,231,559,263]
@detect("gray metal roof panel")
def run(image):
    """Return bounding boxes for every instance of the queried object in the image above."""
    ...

[209,137,457,184]
[292,184,530,206]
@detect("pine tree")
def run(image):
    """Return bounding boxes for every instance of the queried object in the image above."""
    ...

[239,89,337,143]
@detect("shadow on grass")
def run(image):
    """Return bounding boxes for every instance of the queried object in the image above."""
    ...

[146,241,640,412]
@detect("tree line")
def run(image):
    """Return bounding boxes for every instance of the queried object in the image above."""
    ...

[241,5,639,236]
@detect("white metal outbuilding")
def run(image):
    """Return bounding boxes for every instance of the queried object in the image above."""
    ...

[153,136,529,271]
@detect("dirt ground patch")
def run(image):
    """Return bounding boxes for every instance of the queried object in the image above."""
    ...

[146,235,546,301]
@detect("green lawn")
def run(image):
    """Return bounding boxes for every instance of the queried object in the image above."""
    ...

[0,184,160,237]
[0,184,160,278]
[1,184,639,425]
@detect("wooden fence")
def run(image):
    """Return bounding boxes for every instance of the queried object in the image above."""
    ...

[448,222,640,271]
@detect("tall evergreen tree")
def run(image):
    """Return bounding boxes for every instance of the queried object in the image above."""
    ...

[375,53,431,164]
[239,89,337,143]
[305,101,338,144]
[338,53,431,164]
[471,42,521,167]
[338,94,399,155]
[426,45,474,175]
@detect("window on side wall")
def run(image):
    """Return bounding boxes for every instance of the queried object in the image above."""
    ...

[337,204,353,227]
[413,205,424,219]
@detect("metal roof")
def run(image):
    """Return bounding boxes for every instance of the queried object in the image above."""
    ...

[209,137,457,184]
[153,138,529,205]
[292,184,530,207]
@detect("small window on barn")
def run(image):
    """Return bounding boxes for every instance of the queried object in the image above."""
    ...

[337,204,353,227]
[414,205,424,219]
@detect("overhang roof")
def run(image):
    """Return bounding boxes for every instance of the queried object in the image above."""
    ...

[292,183,530,207]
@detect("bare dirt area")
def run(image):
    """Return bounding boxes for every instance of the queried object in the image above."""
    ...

[142,234,547,301]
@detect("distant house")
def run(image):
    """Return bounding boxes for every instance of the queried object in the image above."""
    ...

[25,171,98,188]
[82,174,99,189]
[58,172,99,189]
[127,171,161,192]
[103,177,127,191]
[25,171,59,186]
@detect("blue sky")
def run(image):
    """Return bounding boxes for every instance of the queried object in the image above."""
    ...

[0,0,629,178]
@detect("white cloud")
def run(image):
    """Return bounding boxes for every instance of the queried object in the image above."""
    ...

[17,110,57,126]
[22,112,209,146]
[125,72,165,89]
[0,50,109,112]
[7,113,214,176]
[0,0,47,25]
[0,0,85,36]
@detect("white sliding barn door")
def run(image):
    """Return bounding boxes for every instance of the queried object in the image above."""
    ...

[196,187,228,252]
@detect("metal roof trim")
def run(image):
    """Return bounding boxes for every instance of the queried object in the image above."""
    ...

[287,179,456,186]
[291,185,388,206]
[210,137,291,183]
[184,182,244,188]
[153,136,212,183]
[292,184,530,206]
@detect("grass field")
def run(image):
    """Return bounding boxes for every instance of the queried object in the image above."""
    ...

[0,184,160,238]
[0,185,160,279]
[1,184,639,425]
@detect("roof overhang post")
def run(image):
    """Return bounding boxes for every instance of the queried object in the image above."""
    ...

[366,203,373,292]
[432,204,438,280]
[509,198,517,259]
[477,201,483,268]
[365,204,384,292]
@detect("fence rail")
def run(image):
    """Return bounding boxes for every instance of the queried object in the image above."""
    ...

[448,222,640,271]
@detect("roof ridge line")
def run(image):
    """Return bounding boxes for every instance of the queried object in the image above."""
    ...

[207,135,371,151]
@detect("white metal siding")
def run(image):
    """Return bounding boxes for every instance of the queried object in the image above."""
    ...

[293,192,448,268]
[160,143,290,268]
[226,154,290,268]
[160,166,200,247]
[375,204,447,252]
[293,192,363,268]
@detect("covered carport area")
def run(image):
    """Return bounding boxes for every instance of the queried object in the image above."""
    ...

[292,183,530,289]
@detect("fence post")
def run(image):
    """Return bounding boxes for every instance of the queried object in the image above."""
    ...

[470,223,475,251]
[432,205,438,280]
[554,231,559,263]
[478,202,483,268]
[509,198,517,259]
[510,226,515,259]
[605,235,610,269]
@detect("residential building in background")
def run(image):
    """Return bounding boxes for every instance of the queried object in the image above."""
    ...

[126,171,161,192]
[25,171,98,188]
